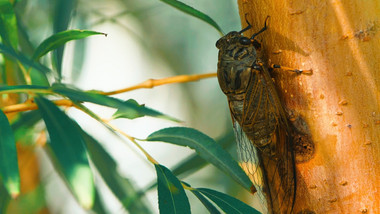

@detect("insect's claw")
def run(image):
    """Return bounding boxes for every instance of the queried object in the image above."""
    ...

[271,64,312,75]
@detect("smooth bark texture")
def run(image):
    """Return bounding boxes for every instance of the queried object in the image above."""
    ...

[237,0,379,213]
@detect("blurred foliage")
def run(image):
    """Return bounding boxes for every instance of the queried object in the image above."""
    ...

[0,0,259,213]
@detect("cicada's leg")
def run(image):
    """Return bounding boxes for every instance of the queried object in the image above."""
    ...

[271,64,313,75]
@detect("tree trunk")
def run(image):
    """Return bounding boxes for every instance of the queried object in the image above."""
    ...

[237,0,380,213]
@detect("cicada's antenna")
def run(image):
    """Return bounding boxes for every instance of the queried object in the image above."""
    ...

[250,16,270,40]
[238,14,252,34]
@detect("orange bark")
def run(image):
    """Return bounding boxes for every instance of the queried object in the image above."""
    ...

[238,0,380,213]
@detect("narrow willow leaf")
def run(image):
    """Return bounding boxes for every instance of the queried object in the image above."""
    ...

[0,110,20,197]
[0,43,51,74]
[11,111,41,145]
[112,99,180,122]
[0,183,11,213]
[32,30,106,61]
[35,97,94,209]
[146,127,252,191]
[192,190,221,214]
[143,131,235,193]
[0,0,18,48]
[52,0,77,77]
[197,188,260,214]
[92,189,107,214]
[155,164,190,214]
[187,186,220,214]
[82,132,152,214]
[52,84,179,122]
[171,131,235,178]
[0,85,49,94]
[159,0,223,35]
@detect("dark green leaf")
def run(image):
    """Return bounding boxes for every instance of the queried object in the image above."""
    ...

[82,132,152,214]
[35,96,94,209]
[32,30,106,61]
[92,189,107,214]
[0,0,18,48]
[0,84,49,94]
[52,84,179,122]
[189,189,221,214]
[0,110,20,197]
[11,111,41,145]
[171,131,235,178]
[0,182,11,213]
[196,188,260,214]
[0,43,52,74]
[155,164,190,214]
[52,0,77,77]
[159,0,223,35]
[146,127,252,191]
[113,99,180,122]
[143,131,235,193]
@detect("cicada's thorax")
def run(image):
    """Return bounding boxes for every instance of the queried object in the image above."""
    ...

[216,32,279,150]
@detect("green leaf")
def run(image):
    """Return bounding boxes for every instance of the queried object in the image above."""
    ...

[32,30,106,61]
[143,131,235,193]
[52,0,77,77]
[34,96,94,209]
[146,127,252,191]
[92,189,107,214]
[155,164,190,214]
[82,132,152,214]
[196,188,261,214]
[0,85,49,94]
[0,0,18,48]
[4,184,47,213]
[159,0,223,35]
[11,111,42,145]
[0,182,11,213]
[0,110,20,197]
[185,184,220,214]
[192,190,221,214]
[171,131,235,178]
[52,84,179,122]
[112,99,180,122]
[0,43,52,74]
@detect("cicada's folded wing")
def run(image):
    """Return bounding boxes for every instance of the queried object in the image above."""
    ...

[259,126,296,214]
[232,119,269,213]
[236,65,296,214]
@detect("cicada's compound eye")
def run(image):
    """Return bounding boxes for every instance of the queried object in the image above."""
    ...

[239,37,251,45]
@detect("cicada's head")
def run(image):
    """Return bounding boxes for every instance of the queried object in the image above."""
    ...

[215,31,259,95]
[216,17,269,95]
[215,31,257,50]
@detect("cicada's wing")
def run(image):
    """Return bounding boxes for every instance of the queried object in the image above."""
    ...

[236,65,296,214]
[259,125,296,214]
[232,119,269,213]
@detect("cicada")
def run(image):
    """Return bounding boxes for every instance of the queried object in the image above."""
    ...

[216,17,296,214]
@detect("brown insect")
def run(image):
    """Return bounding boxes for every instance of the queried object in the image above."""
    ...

[216,17,296,214]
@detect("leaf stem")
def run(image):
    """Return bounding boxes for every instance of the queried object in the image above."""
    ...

[103,121,159,165]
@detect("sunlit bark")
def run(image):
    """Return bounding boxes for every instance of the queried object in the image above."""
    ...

[238,0,380,213]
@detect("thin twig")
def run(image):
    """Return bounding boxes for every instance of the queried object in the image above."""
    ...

[102,72,217,95]
[104,121,159,165]
[2,99,75,114]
